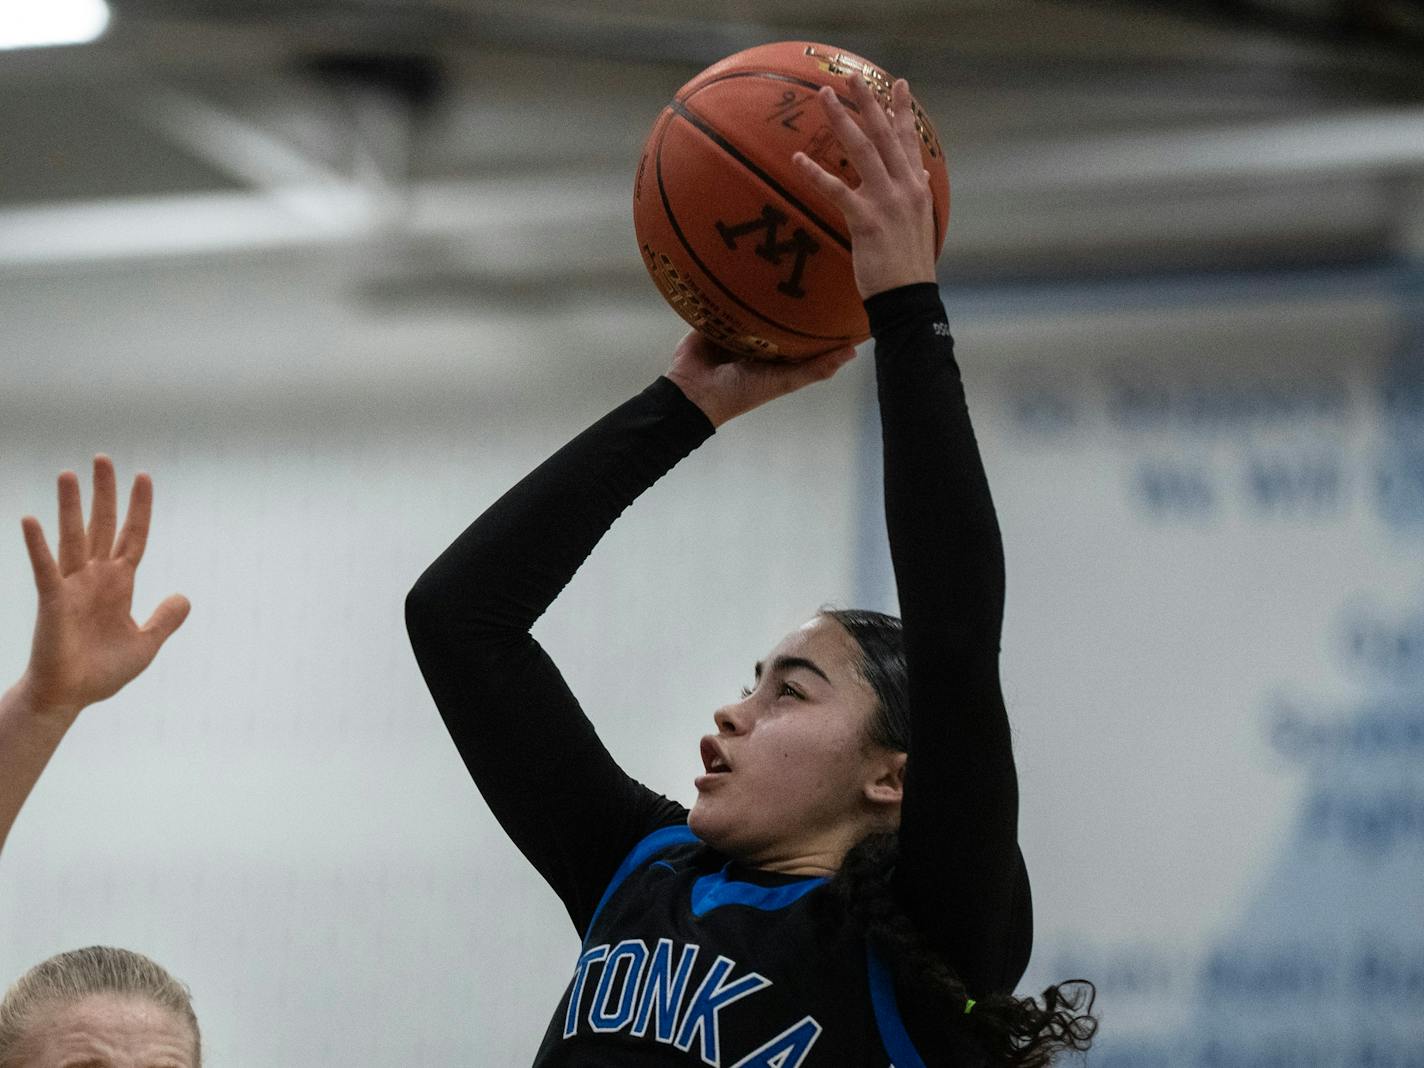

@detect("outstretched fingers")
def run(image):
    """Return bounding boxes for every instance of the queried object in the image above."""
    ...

[55,470,86,576]
[20,516,61,596]
[87,454,118,560]
[140,593,191,652]
[113,473,154,567]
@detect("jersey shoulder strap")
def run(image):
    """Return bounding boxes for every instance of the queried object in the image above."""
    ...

[582,822,699,946]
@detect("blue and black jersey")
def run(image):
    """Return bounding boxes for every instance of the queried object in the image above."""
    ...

[407,284,1031,1066]
[533,823,1006,1066]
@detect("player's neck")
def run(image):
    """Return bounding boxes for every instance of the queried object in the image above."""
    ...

[751,854,840,878]
[739,826,864,878]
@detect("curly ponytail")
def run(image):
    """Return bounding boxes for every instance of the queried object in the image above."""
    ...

[834,832,1097,1066]
[820,608,1099,1066]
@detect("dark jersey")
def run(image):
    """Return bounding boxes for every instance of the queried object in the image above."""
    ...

[406,284,1031,1066]
[534,825,990,1066]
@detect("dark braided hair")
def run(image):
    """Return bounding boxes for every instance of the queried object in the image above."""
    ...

[820,608,1099,1067]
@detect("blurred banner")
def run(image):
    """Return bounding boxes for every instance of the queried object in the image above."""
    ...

[861,261,1424,1065]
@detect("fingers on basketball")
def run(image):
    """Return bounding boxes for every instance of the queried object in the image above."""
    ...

[847,76,909,182]
[803,345,857,384]
[793,150,853,212]
[818,84,887,189]
[890,81,925,184]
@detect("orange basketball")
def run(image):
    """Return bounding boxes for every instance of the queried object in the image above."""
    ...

[633,41,950,361]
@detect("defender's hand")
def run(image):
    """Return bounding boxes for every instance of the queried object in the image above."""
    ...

[17,455,189,719]
[793,76,938,300]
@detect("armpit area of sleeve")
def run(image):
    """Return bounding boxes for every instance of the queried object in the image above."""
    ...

[864,282,948,337]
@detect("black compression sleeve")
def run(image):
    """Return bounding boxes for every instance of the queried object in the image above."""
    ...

[868,283,1031,995]
[404,377,712,934]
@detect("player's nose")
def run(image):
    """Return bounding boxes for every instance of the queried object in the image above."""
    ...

[713,699,750,735]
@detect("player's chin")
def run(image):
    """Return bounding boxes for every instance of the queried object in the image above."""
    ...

[687,796,736,847]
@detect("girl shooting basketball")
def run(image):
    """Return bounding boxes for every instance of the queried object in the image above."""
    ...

[406,75,1096,1066]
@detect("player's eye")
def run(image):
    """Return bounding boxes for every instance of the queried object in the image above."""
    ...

[780,682,804,700]
[739,685,754,699]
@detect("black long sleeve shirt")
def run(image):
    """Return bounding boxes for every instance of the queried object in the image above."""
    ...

[406,283,1031,1065]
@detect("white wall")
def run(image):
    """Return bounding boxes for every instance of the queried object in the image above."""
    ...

[951,271,1422,1062]
[0,252,868,1064]
[3,252,1420,1064]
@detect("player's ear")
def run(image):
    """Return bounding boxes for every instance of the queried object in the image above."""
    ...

[864,751,906,807]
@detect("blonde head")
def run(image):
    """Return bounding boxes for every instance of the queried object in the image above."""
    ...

[0,947,199,1068]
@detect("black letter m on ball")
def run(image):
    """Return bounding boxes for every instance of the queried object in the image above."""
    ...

[715,205,820,298]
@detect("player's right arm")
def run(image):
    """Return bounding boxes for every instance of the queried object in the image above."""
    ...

[404,380,701,933]
[405,340,853,932]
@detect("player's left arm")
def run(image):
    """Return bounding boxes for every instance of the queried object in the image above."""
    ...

[0,457,189,857]
[798,76,1028,995]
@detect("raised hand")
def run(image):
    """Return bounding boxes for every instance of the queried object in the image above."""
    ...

[17,455,190,717]
[664,331,858,429]
[793,75,938,300]
[663,75,941,426]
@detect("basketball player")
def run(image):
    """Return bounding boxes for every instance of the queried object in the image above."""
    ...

[406,77,1096,1065]
[0,456,189,858]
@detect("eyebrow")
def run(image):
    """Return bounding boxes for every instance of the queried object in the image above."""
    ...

[753,655,832,686]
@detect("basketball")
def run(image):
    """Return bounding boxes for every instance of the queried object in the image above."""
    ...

[633,41,950,360]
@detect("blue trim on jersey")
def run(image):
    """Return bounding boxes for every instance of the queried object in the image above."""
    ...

[584,824,699,947]
[866,943,929,1068]
[690,864,828,918]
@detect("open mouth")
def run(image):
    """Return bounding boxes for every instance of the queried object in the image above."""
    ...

[700,737,732,775]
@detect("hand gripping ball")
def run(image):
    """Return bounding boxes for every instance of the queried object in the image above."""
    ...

[633,41,950,360]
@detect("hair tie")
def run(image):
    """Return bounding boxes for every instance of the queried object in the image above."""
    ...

[963,998,976,1014]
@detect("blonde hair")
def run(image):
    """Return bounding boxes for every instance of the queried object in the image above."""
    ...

[0,946,200,1067]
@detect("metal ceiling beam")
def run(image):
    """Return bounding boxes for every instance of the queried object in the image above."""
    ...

[49,0,1423,101]
[0,171,631,267]
[3,105,1422,272]
[965,105,1424,190]
[1100,0,1424,59]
